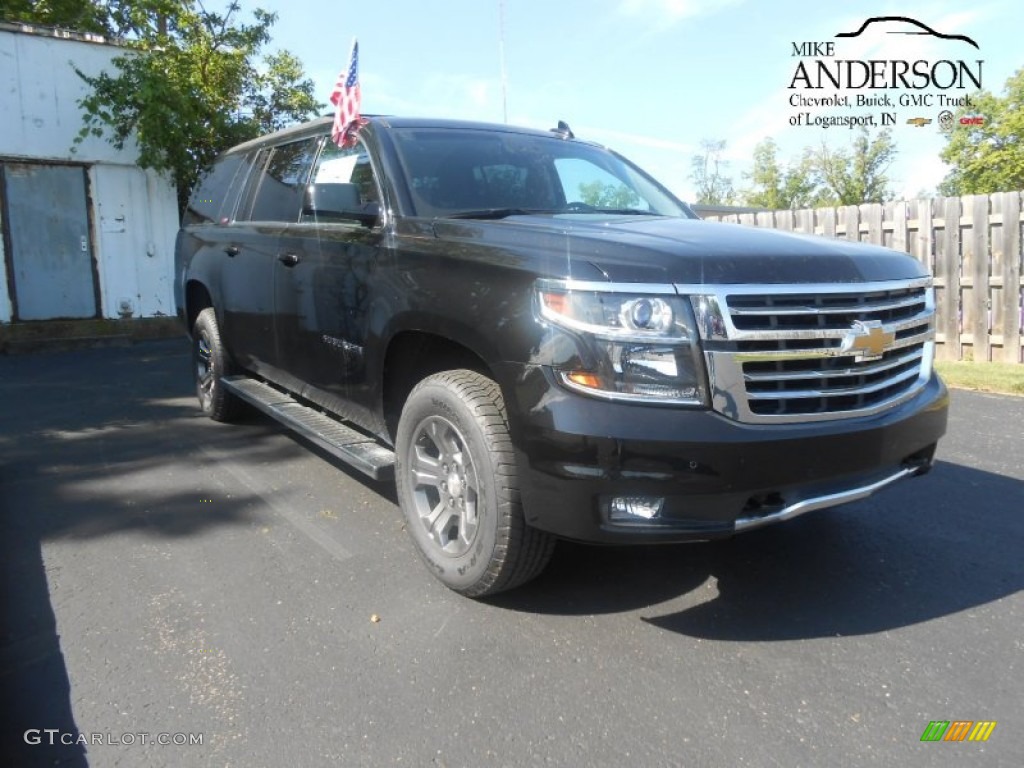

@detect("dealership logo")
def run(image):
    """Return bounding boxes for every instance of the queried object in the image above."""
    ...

[789,16,983,91]
[920,721,997,742]
[787,17,984,130]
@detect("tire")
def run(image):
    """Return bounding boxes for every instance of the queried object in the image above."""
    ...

[192,307,244,423]
[395,370,554,597]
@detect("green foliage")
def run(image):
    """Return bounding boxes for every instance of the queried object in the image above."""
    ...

[60,1,321,213]
[1,0,112,35]
[814,127,896,205]
[735,130,895,210]
[939,68,1024,196]
[689,139,734,205]
[742,138,818,210]
[247,51,319,133]
[577,180,640,209]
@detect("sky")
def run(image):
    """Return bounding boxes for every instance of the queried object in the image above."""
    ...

[251,0,1022,203]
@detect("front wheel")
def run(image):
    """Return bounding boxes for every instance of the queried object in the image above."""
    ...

[395,370,554,597]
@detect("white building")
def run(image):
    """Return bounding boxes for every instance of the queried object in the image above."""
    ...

[0,22,178,323]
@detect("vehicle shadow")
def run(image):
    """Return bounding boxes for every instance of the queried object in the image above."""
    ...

[491,460,1024,639]
[0,340,298,767]
[240,409,400,506]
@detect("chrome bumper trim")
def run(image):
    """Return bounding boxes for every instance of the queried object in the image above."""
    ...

[733,466,918,533]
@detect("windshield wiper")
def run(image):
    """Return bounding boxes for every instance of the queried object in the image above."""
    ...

[444,207,661,220]
[587,208,658,216]
[444,208,558,220]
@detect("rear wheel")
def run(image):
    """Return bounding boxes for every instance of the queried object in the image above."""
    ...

[395,370,554,597]
[192,307,244,422]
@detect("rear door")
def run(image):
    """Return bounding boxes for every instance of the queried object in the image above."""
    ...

[224,138,319,376]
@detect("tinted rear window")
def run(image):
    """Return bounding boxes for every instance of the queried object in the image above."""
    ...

[183,153,250,226]
[240,138,321,223]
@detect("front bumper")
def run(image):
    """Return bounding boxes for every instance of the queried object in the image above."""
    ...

[497,363,949,544]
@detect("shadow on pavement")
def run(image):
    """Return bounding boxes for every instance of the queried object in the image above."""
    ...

[492,459,1024,640]
[0,340,300,766]
[2,341,1022,761]
[0,517,86,766]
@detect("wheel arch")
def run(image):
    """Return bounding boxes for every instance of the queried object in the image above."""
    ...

[185,280,214,335]
[381,330,494,443]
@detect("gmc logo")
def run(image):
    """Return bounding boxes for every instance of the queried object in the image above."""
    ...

[960,116,985,125]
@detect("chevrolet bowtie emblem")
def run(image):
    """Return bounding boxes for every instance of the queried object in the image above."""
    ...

[840,320,895,361]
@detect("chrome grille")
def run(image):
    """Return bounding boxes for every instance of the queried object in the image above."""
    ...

[687,278,936,424]
[728,285,928,331]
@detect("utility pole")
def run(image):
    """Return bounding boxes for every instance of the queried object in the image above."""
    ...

[499,0,508,123]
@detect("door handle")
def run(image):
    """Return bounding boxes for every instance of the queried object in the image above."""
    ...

[224,245,240,257]
[277,252,301,267]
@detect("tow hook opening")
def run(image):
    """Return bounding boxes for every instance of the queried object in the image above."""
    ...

[903,443,938,476]
[741,491,786,520]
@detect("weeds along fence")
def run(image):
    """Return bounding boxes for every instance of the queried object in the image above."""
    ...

[702,192,1024,363]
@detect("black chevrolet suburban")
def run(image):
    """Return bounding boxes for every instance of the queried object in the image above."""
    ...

[175,115,948,596]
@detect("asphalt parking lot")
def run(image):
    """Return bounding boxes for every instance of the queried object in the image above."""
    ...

[1,340,1021,767]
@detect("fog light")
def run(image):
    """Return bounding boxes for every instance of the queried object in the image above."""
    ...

[609,496,665,522]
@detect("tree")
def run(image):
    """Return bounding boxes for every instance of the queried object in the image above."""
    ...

[938,67,1024,195]
[690,139,734,205]
[742,138,818,210]
[577,180,641,209]
[248,51,319,132]
[813,127,896,205]
[1,0,112,35]
[63,1,320,213]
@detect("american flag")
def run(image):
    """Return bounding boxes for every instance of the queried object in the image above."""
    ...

[330,38,362,147]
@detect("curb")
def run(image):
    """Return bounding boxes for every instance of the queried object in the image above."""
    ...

[0,317,184,355]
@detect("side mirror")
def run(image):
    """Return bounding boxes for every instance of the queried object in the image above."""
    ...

[303,183,379,226]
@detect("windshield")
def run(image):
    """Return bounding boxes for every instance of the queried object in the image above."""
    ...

[388,127,695,219]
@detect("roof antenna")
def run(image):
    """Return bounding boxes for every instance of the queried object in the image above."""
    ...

[552,120,574,139]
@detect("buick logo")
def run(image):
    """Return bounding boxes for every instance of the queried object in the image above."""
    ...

[840,320,895,361]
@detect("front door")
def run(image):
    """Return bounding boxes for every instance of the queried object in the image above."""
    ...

[274,138,383,427]
[3,163,96,320]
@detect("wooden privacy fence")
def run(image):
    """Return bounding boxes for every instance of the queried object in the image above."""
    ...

[703,192,1024,363]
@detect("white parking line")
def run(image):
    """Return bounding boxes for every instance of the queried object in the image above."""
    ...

[196,444,353,563]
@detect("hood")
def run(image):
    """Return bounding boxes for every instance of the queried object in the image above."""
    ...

[428,215,928,285]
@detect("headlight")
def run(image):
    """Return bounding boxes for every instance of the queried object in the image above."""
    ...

[537,281,708,405]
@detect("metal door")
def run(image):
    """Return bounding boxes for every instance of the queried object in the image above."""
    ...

[3,163,96,320]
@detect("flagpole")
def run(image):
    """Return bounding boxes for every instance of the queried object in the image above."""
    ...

[499,0,508,123]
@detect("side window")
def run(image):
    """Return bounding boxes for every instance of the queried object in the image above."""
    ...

[303,140,381,224]
[241,137,321,223]
[554,157,647,210]
[184,152,250,226]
